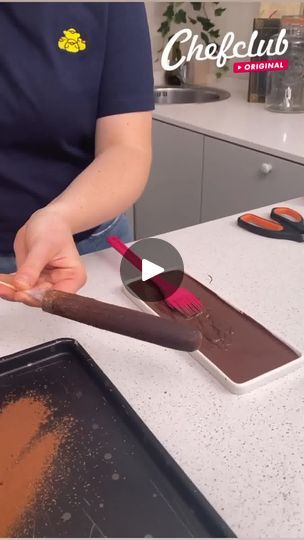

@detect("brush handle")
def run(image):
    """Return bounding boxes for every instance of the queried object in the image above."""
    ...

[107,236,142,270]
[107,236,176,296]
[41,290,202,352]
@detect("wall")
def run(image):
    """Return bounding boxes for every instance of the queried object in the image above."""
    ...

[259,2,304,17]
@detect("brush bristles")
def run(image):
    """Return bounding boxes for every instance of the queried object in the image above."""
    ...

[166,289,203,318]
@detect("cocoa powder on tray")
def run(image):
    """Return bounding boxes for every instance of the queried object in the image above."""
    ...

[0,395,73,537]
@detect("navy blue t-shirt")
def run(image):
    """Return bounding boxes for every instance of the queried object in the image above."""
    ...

[0,2,154,254]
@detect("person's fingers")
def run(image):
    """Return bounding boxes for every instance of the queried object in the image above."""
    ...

[0,274,16,287]
[12,268,85,306]
[44,257,87,293]
[14,282,53,307]
[13,294,41,307]
[13,228,27,269]
[51,264,87,294]
[13,242,54,290]
[0,275,16,301]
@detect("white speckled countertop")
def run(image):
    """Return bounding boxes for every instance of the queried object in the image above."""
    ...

[1,197,304,537]
[154,78,304,165]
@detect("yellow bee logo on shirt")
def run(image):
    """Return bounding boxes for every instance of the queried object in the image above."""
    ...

[58,28,86,53]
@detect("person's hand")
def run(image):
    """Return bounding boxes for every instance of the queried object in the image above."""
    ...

[0,209,86,306]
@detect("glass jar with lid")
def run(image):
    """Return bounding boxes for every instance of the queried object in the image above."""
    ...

[265,16,304,113]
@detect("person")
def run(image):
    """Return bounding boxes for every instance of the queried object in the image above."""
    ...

[0,2,154,304]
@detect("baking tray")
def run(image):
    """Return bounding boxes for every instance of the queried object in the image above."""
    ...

[0,338,235,538]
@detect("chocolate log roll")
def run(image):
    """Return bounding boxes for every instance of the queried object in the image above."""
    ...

[41,290,202,352]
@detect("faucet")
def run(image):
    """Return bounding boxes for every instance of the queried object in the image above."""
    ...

[165,59,191,86]
[175,61,189,84]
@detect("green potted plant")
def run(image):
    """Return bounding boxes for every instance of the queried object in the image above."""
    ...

[157,2,229,83]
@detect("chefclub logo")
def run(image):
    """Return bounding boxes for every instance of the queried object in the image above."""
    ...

[58,28,86,53]
[233,58,288,73]
[161,28,289,74]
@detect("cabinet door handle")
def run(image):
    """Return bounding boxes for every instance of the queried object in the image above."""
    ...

[260,162,273,175]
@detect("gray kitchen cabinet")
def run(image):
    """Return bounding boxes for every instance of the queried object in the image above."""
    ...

[126,206,134,239]
[201,136,304,222]
[134,120,204,239]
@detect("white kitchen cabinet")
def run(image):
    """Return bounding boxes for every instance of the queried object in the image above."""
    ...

[201,137,304,222]
[134,120,204,239]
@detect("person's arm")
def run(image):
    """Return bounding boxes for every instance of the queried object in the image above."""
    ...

[47,110,152,234]
[1,111,151,302]
[0,3,154,303]
[46,1,153,234]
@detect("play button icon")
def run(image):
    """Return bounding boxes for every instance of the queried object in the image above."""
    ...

[142,259,164,282]
[119,238,184,302]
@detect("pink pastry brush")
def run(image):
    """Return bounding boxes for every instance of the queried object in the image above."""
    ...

[107,236,203,318]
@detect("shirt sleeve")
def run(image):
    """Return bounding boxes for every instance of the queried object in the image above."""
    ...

[97,3,155,118]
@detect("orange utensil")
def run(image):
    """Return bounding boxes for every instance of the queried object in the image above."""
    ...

[238,207,304,242]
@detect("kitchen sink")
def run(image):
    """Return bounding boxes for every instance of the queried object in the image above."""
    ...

[154,85,230,105]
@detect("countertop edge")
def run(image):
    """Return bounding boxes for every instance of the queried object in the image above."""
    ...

[152,112,304,166]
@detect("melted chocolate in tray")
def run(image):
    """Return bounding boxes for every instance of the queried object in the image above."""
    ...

[128,274,299,384]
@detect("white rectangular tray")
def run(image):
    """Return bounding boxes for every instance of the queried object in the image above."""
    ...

[122,286,303,395]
